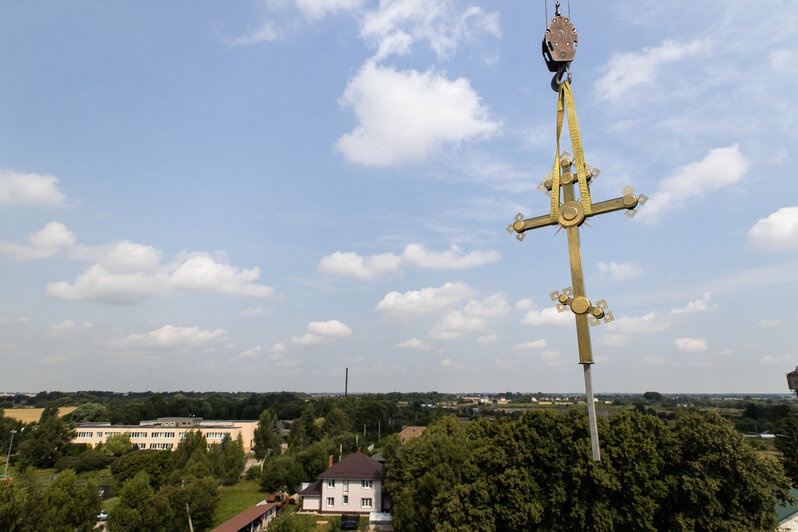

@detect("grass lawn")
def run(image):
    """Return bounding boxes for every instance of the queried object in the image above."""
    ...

[210,479,270,528]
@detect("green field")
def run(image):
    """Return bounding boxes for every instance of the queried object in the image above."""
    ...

[211,479,271,527]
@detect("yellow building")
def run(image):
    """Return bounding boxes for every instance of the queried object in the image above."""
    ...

[73,417,258,452]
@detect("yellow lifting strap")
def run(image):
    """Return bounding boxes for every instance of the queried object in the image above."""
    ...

[550,81,592,221]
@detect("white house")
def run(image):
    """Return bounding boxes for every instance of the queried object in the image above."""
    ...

[299,452,383,514]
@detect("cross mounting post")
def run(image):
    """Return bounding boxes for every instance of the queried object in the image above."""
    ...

[507,152,646,461]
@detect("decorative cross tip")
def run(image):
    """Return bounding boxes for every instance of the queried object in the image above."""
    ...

[516,233,526,241]
[550,290,561,302]
[638,194,648,205]
[556,304,568,313]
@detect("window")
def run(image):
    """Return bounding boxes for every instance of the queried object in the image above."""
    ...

[327,479,335,488]
[361,480,372,489]
[361,498,372,508]
[76,432,93,438]
[326,497,335,508]
[343,495,348,505]
[343,480,349,493]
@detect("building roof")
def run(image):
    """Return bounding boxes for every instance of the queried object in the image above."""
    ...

[399,426,426,443]
[299,479,322,496]
[318,452,383,480]
[210,501,278,532]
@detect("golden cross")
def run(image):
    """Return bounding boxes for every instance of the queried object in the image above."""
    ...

[507,152,647,461]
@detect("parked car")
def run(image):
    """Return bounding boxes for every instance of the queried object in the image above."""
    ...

[340,514,359,530]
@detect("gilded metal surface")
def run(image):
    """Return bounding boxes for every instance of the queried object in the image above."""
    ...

[571,296,590,314]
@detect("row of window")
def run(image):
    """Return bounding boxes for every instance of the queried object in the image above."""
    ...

[76,432,93,438]
[150,432,176,438]
[326,479,373,489]
[149,443,174,450]
[205,432,225,439]
[326,497,371,508]
[75,430,236,440]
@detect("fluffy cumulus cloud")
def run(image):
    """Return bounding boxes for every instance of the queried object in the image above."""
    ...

[376,281,476,319]
[747,207,798,251]
[0,169,66,206]
[427,292,508,340]
[319,243,500,279]
[511,339,547,351]
[641,145,749,221]
[594,39,708,102]
[46,244,273,304]
[674,337,709,352]
[297,0,366,19]
[318,251,402,279]
[291,319,353,346]
[360,0,500,61]
[520,307,571,327]
[596,261,642,281]
[599,311,669,347]
[475,334,497,345]
[440,357,464,369]
[111,325,229,349]
[670,292,717,314]
[0,222,77,261]
[336,62,499,166]
[396,337,433,350]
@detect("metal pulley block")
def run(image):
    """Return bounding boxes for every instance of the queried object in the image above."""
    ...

[541,3,578,90]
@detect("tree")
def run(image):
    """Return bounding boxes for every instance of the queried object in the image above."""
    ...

[777,415,798,486]
[161,476,219,532]
[387,410,792,532]
[104,433,133,456]
[220,433,246,484]
[108,471,172,531]
[0,480,23,531]
[111,450,173,491]
[254,409,280,459]
[658,411,791,531]
[18,415,75,468]
[41,469,102,532]
[260,454,305,493]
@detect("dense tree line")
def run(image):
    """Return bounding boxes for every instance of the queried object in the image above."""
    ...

[386,410,792,531]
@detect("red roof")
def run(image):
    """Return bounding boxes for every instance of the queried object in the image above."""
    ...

[210,501,278,532]
[318,452,383,480]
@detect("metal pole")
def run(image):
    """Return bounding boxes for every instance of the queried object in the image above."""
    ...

[583,365,600,461]
[3,430,17,477]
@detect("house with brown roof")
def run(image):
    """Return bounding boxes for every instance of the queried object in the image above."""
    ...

[299,452,383,514]
[209,500,281,532]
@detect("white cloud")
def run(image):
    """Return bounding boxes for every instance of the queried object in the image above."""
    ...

[428,309,485,340]
[361,0,500,61]
[337,62,499,166]
[670,292,717,314]
[0,316,31,326]
[297,0,365,19]
[643,355,665,365]
[230,21,282,46]
[476,334,497,345]
[396,337,432,350]
[48,320,93,333]
[291,319,353,346]
[520,307,571,327]
[376,281,475,319]
[319,243,499,279]
[47,249,273,304]
[758,319,783,328]
[271,342,289,353]
[674,337,709,352]
[0,169,66,206]
[511,339,547,351]
[761,354,793,365]
[539,349,563,366]
[112,325,229,349]
[596,261,642,281]
[239,306,272,318]
[402,243,500,269]
[426,293,507,340]
[641,145,749,221]
[440,357,464,369]
[0,222,76,261]
[514,298,534,311]
[319,251,402,279]
[594,39,707,102]
[599,311,669,347]
[747,207,798,251]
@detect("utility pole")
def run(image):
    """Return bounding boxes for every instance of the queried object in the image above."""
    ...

[181,478,194,532]
[3,429,17,477]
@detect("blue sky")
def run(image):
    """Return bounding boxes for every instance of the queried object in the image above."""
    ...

[1,0,797,394]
